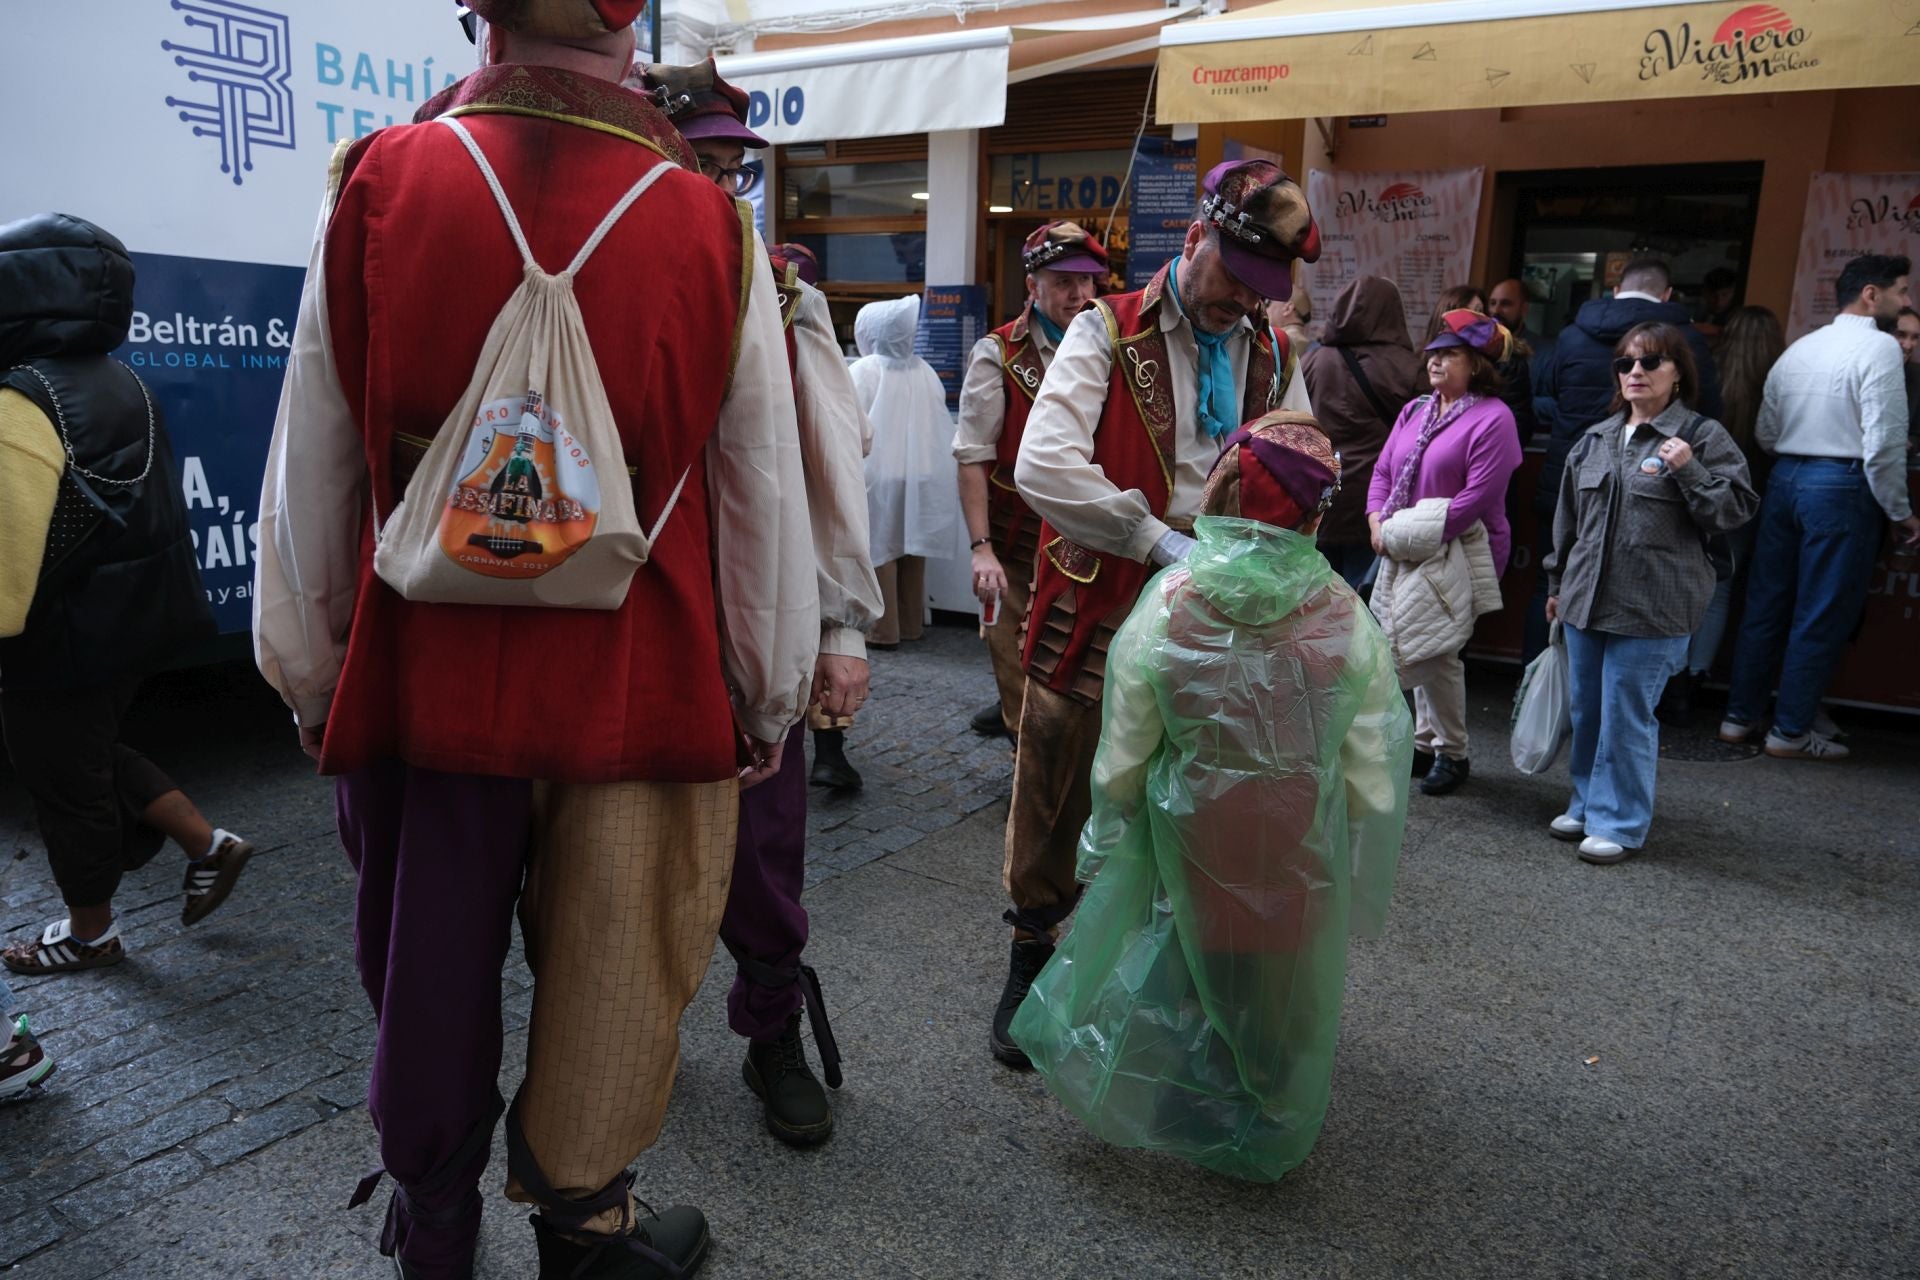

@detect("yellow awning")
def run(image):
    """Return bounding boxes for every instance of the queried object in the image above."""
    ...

[1158,0,1920,123]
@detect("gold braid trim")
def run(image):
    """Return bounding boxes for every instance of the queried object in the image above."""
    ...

[722,200,755,400]
[440,103,674,163]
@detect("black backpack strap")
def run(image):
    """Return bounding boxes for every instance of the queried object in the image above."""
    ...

[1338,346,1398,428]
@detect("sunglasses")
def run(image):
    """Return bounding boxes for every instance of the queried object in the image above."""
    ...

[1611,353,1670,376]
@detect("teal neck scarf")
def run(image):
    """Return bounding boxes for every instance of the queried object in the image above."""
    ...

[1031,307,1066,347]
[1166,256,1238,440]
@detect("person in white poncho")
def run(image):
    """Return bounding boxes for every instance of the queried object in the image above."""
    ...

[849,295,960,646]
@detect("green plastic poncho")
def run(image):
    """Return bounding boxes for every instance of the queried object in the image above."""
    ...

[1008,516,1413,1182]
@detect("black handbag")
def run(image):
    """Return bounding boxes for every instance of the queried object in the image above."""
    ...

[1680,413,1735,583]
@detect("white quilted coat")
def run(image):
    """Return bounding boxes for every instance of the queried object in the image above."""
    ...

[1367,497,1502,671]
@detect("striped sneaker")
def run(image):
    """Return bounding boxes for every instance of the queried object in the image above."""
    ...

[0,1015,56,1100]
[1764,730,1850,761]
[2,919,125,975]
[183,830,254,927]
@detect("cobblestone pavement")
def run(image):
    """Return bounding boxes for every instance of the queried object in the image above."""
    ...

[0,624,1011,1276]
[3,623,1918,1280]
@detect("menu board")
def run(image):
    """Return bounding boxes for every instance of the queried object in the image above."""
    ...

[1303,167,1485,346]
[1127,137,1199,290]
[915,285,989,413]
[1787,172,1920,341]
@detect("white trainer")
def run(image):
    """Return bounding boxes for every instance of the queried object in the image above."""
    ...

[1549,814,1585,841]
[1717,718,1757,744]
[1764,731,1850,761]
[1578,836,1632,864]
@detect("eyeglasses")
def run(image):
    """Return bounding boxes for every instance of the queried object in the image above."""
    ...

[699,158,762,197]
[1611,353,1670,376]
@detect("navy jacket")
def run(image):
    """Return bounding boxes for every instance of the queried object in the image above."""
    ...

[1531,296,1722,514]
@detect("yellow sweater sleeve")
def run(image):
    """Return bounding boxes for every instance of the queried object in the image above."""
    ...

[0,388,66,639]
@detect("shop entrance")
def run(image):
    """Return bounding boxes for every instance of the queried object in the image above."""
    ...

[1497,162,1764,338]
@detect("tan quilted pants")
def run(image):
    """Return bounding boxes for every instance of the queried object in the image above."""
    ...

[505,778,738,1217]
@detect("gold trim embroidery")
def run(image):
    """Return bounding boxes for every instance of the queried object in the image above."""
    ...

[442,103,673,164]
[722,200,755,399]
[1044,536,1100,585]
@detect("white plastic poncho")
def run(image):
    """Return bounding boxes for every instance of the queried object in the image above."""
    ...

[848,296,960,567]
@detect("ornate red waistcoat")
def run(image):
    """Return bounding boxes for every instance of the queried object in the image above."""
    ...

[1021,266,1291,702]
[320,66,755,784]
[987,307,1048,571]
[767,250,807,382]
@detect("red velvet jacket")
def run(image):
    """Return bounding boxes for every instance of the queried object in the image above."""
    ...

[319,66,753,783]
[1021,267,1288,702]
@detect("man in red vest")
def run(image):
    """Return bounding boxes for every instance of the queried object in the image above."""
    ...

[253,4,819,1276]
[638,60,884,1147]
[990,160,1323,1070]
[954,221,1108,741]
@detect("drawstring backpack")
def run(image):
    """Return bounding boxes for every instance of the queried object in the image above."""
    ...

[372,117,689,609]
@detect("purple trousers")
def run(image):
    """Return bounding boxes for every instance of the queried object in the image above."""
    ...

[337,760,531,1280]
[720,724,810,1042]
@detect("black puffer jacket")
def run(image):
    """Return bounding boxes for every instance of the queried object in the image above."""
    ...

[0,213,213,692]
[1531,295,1722,516]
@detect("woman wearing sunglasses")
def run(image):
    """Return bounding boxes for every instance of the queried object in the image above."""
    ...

[1543,322,1758,863]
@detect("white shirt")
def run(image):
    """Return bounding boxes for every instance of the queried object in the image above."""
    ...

[789,282,883,658]
[1755,312,1911,521]
[952,322,1058,466]
[1014,292,1312,563]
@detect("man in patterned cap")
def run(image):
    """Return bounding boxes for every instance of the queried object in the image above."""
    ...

[954,221,1108,741]
[642,59,884,1148]
[257,3,818,1276]
[989,159,1322,1070]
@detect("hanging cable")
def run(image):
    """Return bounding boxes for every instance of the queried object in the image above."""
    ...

[1103,58,1160,250]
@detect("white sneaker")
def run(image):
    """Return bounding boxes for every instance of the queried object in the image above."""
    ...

[1718,718,1757,744]
[1577,835,1632,864]
[1549,814,1585,841]
[1811,709,1846,740]
[1763,730,1850,761]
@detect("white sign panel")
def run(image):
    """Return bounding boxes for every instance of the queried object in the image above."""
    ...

[3,1,477,266]
[718,32,1009,145]
[1787,172,1920,341]
[1304,167,1485,347]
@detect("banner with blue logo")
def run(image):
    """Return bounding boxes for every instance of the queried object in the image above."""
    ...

[1126,138,1199,291]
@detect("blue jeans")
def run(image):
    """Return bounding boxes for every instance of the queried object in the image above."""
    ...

[1725,458,1884,738]
[1564,625,1688,848]
[1321,542,1378,592]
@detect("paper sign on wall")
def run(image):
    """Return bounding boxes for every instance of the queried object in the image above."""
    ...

[1787,172,1920,341]
[1303,168,1484,347]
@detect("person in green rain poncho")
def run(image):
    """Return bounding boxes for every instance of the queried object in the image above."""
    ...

[1009,411,1413,1183]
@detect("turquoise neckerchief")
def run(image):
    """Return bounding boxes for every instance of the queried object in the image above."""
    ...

[1166,256,1237,440]
[1031,308,1066,347]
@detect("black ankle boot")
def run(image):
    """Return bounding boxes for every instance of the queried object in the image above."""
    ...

[530,1204,710,1280]
[743,1012,832,1146]
[808,729,862,791]
[970,701,1009,737]
[1411,748,1435,779]
[990,936,1055,1069]
[1420,754,1470,796]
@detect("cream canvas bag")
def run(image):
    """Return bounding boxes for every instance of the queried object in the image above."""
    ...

[372,117,689,609]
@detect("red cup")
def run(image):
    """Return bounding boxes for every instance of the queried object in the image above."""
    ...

[980,591,1001,627]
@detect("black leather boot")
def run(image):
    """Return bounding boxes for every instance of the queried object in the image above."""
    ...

[743,1012,833,1146]
[970,701,1010,737]
[808,728,862,791]
[990,935,1055,1069]
[1420,754,1471,796]
[531,1204,709,1280]
[1411,748,1435,779]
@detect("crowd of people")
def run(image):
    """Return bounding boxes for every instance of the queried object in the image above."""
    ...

[0,0,1916,1271]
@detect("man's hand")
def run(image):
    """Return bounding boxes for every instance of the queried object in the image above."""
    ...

[971,545,1008,604]
[1545,595,1560,623]
[810,653,870,718]
[299,722,325,763]
[1895,514,1920,550]
[738,734,786,790]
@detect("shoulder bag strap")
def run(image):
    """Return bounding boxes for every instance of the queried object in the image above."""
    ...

[1338,346,1398,427]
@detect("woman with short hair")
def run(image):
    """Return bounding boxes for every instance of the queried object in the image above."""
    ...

[1367,309,1524,796]
[1544,322,1758,864]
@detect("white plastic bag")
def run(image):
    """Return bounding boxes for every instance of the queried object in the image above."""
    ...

[1510,622,1571,775]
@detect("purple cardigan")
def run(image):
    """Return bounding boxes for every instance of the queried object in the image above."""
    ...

[1366,395,1525,573]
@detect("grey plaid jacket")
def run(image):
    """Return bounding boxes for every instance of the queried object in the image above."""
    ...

[1543,400,1758,638]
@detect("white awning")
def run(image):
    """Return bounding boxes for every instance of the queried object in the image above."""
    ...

[716,29,1011,145]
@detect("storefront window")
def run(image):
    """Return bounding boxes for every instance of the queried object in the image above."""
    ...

[776,137,929,344]
[784,161,930,220]
[988,150,1132,219]
[787,233,927,286]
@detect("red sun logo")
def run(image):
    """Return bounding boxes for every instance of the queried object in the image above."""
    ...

[1907,192,1920,214]
[1715,4,1795,44]
[1378,182,1425,202]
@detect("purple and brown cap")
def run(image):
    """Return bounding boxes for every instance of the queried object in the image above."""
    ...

[769,243,820,287]
[1021,221,1109,277]
[1199,160,1321,303]
[637,59,768,148]
[464,0,644,37]
[1424,308,1510,359]
[1204,411,1341,532]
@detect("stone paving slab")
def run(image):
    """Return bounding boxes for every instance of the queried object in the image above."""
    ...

[2,624,1917,1279]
